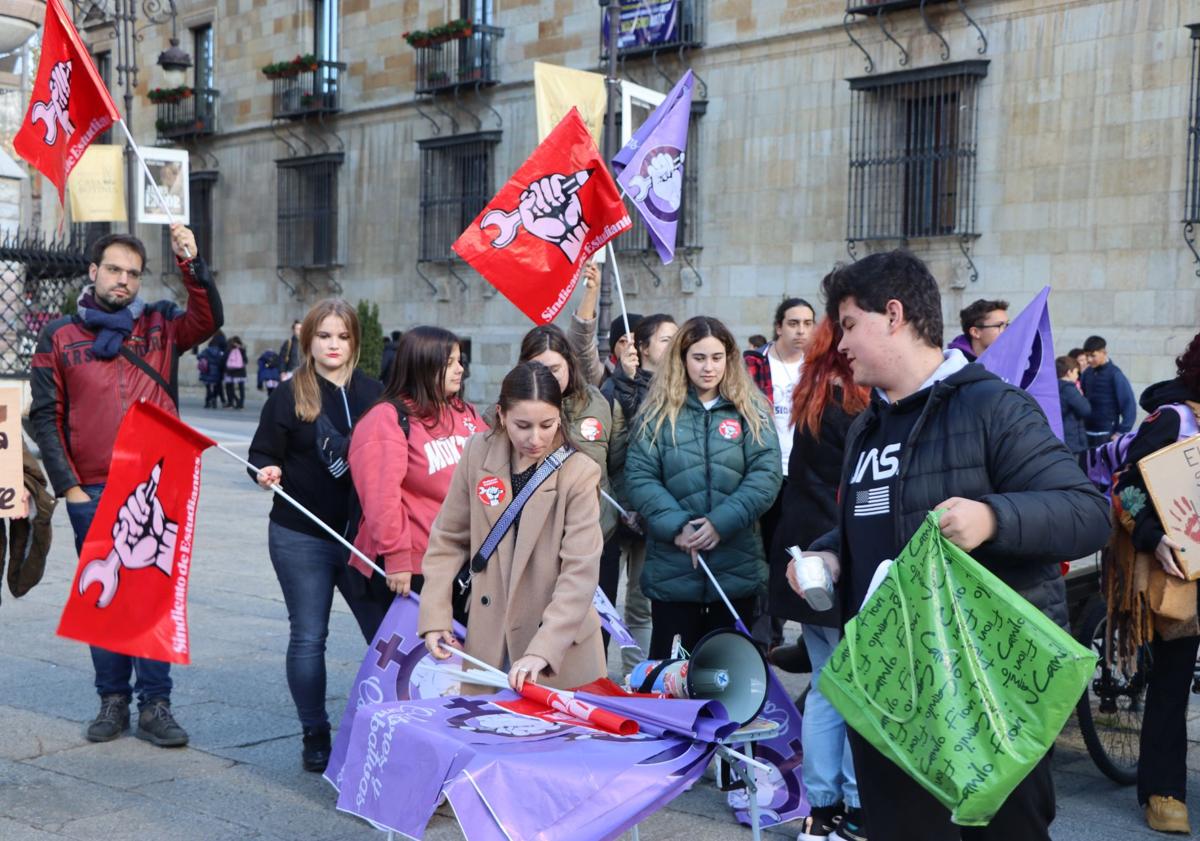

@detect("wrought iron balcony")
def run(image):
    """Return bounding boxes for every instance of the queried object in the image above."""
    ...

[270,60,346,120]
[154,88,219,142]
[600,0,704,60]
[846,0,953,13]
[413,24,503,95]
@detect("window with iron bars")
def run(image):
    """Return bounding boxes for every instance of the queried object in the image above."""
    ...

[846,61,987,243]
[161,173,217,273]
[417,132,501,262]
[277,154,342,269]
[613,100,704,256]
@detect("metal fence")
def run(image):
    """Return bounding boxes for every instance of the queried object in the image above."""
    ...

[414,24,504,94]
[0,229,91,378]
[155,87,220,142]
[846,61,987,243]
[418,131,501,262]
[277,153,343,269]
[271,61,346,120]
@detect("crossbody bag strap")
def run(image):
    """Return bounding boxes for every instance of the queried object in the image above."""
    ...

[469,444,575,575]
[118,346,178,407]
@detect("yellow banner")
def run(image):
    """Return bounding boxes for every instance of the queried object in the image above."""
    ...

[67,145,126,222]
[534,62,607,147]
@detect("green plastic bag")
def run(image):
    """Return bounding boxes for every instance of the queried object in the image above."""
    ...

[820,511,1097,826]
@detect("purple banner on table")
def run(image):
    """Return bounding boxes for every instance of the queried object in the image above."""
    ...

[324,594,466,791]
[335,693,719,840]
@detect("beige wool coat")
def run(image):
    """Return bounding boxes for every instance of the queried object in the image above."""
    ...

[418,430,606,690]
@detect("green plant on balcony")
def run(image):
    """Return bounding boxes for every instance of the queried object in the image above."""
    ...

[447,18,473,38]
[148,85,193,104]
[427,70,450,86]
[404,18,473,49]
[262,54,318,80]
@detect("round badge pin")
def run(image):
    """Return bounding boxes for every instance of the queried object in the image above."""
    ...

[476,476,506,507]
[579,417,604,442]
[718,419,742,441]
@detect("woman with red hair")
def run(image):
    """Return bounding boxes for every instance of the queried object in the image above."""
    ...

[769,315,871,841]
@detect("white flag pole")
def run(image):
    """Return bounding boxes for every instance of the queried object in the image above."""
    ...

[606,241,632,342]
[212,443,386,578]
[115,118,192,259]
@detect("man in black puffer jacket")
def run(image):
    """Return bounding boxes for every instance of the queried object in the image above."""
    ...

[796,251,1109,841]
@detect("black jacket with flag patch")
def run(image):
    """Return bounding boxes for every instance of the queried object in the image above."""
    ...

[810,363,1109,627]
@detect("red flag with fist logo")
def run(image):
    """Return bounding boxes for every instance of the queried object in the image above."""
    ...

[453,108,631,324]
[57,402,214,664]
[13,0,121,203]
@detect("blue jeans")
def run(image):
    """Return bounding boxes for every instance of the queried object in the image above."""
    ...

[267,521,389,728]
[66,484,173,709]
[803,623,859,809]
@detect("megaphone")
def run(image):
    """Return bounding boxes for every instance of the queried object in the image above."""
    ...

[629,628,768,725]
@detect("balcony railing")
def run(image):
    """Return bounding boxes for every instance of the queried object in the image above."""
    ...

[600,0,704,60]
[154,88,219,142]
[271,60,346,120]
[413,24,503,95]
[847,0,953,13]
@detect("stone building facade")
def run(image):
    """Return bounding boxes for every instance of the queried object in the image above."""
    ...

[71,0,1199,403]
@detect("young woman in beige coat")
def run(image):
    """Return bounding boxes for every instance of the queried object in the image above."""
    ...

[420,361,606,692]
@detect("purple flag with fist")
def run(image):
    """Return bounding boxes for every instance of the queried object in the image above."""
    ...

[612,70,694,264]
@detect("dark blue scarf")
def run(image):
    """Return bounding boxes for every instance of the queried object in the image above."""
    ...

[78,289,146,359]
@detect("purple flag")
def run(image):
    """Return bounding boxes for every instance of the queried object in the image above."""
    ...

[726,619,810,827]
[593,585,640,649]
[334,693,720,839]
[324,595,467,791]
[612,71,694,264]
[977,285,1064,439]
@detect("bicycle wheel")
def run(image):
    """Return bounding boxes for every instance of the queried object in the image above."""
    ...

[1074,600,1144,786]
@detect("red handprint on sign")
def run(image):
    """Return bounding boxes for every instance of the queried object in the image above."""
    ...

[1169,496,1200,543]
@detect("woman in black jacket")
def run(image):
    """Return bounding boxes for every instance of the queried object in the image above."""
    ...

[1109,331,1200,835]
[770,318,871,841]
[248,298,385,773]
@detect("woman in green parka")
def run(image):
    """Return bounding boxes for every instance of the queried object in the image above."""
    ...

[625,316,782,658]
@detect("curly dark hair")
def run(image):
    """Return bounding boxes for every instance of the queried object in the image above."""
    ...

[821,250,943,348]
[1176,331,1200,395]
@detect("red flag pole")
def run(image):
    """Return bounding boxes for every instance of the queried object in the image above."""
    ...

[114,118,192,259]
[211,443,385,577]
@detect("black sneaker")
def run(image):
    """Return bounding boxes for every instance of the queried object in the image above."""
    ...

[797,804,843,840]
[833,807,867,841]
[769,641,813,674]
[136,699,189,747]
[86,694,130,742]
[302,724,332,772]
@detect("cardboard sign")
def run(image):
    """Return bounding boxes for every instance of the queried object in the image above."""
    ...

[1138,433,1200,580]
[0,385,24,518]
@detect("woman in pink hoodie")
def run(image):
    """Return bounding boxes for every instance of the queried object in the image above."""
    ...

[348,327,484,595]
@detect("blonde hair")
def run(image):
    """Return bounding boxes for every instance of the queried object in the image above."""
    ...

[292,298,361,422]
[637,315,770,446]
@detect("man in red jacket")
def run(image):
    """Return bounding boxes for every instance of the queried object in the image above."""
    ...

[30,225,221,747]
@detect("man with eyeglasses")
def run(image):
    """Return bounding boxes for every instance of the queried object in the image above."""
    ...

[1079,334,1137,445]
[30,226,222,749]
[947,298,1009,362]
